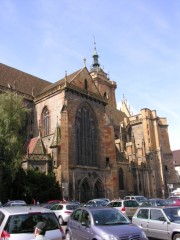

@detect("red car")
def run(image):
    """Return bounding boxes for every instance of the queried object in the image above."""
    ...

[167,198,180,206]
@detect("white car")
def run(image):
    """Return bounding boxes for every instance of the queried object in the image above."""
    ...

[132,205,180,240]
[50,203,79,225]
[0,206,64,239]
[124,195,147,205]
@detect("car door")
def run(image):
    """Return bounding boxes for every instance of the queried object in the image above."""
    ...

[148,209,169,239]
[77,210,93,240]
[133,208,149,236]
[68,209,82,240]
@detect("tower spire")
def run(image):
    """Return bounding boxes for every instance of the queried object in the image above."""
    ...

[91,38,100,71]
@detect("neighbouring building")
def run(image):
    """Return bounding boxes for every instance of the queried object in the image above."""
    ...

[171,150,180,190]
[0,46,177,201]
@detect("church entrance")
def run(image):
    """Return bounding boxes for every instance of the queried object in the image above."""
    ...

[78,177,105,202]
[94,178,105,198]
[79,178,91,203]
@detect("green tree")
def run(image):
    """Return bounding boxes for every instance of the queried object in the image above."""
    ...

[11,169,62,204]
[23,169,61,203]
[0,92,29,201]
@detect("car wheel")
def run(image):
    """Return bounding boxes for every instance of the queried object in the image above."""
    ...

[66,231,71,240]
[173,233,180,240]
[58,216,64,225]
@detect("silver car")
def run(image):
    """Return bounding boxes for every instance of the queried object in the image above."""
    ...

[66,206,148,240]
[107,199,139,219]
[0,206,63,240]
[132,205,180,240]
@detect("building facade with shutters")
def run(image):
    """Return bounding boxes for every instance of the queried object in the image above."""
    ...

[0,47,177,201]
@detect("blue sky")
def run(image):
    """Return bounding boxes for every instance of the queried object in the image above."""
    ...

[0,0,179,150]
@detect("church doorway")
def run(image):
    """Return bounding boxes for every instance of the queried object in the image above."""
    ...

[79,178,91,203]
[94,178,105,198]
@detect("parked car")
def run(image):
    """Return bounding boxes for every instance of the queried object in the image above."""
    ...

[2,200,27,207]
[107,199,139,219]
[50,203,79,225]
[87,198,109,207]
[124,195,147,205]
[167,198,180,206]
[0,206,64,239]
[65,206,148,240]
[47,200,61,204]
[140,198,168,207]
[132,205,180,240]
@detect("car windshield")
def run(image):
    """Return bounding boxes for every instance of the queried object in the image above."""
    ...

[92,209,130,226]
[164,207,180,222]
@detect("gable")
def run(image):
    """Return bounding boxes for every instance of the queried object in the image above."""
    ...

[69,67,102,97]
[37,67,106,105]
[27,137,46,155]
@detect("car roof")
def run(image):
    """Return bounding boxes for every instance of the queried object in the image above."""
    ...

[110,199,137,202]
[53,203,79,205]
[0,206,53,215]
[89,199,107,201]
[78,206,117,211]
[139,205,180,209]
[125,195,145,197]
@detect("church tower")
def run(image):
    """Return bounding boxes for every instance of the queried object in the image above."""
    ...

[90,42,117,109]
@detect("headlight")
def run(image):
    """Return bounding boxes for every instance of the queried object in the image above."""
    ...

[140,230,148,239]
[102,234,118,240]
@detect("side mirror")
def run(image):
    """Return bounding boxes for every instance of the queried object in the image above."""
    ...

[159,216,166,222]
[81,221,90,227]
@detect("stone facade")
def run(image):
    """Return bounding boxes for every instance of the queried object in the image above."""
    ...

[0,46,177,201]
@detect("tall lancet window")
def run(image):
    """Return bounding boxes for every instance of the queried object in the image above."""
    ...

[75,104,97,166]
[118,168,124,190]
[42,107,50,136]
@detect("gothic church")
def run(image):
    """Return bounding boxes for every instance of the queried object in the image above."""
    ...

[0,46,177,201]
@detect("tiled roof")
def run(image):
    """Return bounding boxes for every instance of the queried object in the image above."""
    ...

[0,63,51,97]
[173,150,180,166]
[107,108,127,126]
[27,137,46,155]
[40,68,83,94]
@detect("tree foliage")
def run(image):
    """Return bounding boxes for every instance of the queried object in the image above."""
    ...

[0,92,29,166]
[0,92,29,200]
[12,169,61,204]
[0,92,61,203]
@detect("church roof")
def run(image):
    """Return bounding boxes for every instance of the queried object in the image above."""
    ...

[40,68,83,94]
[37,67,107,105]
[107,108,127,126]
[0,63,51,98]
[27,137,46,155]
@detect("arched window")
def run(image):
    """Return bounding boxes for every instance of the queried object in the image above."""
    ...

[118,168,124,190]
[42,107,50,136]
[75,105,97,166]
